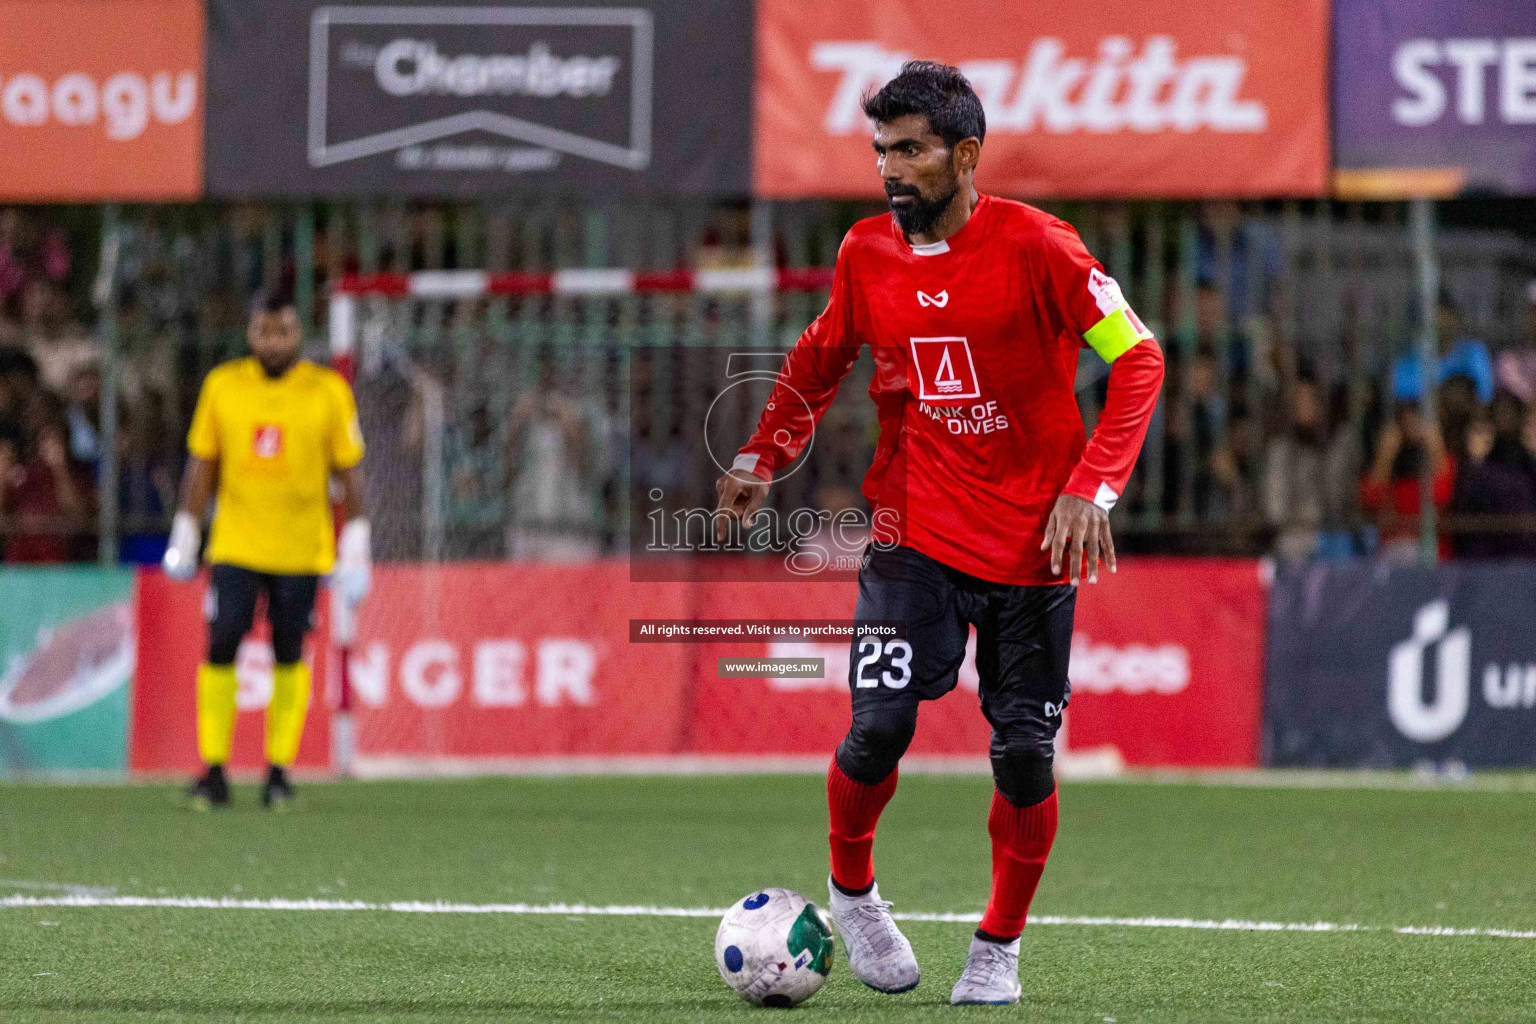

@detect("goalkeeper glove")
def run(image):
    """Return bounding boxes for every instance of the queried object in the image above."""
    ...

[335,518,371,605]
[161,511,200,581]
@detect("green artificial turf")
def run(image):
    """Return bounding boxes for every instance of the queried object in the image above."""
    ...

[1,774,1533,1022]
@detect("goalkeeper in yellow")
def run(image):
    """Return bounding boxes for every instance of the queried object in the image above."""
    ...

[163,287,369,809]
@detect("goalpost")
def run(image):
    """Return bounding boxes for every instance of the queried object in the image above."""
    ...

[322,266,833,775]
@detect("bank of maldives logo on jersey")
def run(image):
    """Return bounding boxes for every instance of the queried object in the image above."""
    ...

[252,424,284,459]
[909,337,980,401]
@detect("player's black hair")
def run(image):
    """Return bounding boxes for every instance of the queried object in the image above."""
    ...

[861,60,986,148]
[249,284,297,317]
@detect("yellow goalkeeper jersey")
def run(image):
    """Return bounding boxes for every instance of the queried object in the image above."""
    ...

[187,358,364,575]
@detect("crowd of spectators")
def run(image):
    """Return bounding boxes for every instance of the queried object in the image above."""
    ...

[0,209,177,564]
[3,202,1536,567]
[1131,280,1536,562]
[1394,286,1536,560]
[0,207,98,563]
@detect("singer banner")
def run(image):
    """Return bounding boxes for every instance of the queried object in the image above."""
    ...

[130,558,1265,772]
[131,570,331,773]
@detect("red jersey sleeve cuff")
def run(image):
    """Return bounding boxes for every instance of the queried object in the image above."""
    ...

[1063,470,1119,512]
[732,452,775,482]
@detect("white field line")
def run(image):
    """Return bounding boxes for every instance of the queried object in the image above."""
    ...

[0,878,117,897]
[1,894,1532,940]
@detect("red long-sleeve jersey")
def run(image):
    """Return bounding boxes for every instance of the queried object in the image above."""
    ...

[735,194,1164,585]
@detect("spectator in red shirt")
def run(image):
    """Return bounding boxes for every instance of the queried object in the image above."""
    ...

[1361,400,1454,562]
[3,419,89,562]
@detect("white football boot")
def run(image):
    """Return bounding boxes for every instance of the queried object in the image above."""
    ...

[950,934,1022,1005]
[826,877,920,993]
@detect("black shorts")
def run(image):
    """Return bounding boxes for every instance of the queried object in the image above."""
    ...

[205,564,320,666]
[848,543,1075,761]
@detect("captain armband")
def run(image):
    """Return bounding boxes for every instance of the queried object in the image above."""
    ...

[1083,304,1154,364]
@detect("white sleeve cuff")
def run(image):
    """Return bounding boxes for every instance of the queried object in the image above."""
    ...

[731,453,761,475]
[1093,482,1119,512]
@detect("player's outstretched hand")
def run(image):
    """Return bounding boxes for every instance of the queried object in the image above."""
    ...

[713,469,771,543]
[1041,493,1115,585]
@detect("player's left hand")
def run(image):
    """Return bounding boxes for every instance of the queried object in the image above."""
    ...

[1041,493,1115,585]
[335,518,372,604]
[161,510,201,582]
[713,469,771,543]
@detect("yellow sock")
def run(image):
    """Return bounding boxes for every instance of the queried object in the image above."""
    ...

[266,662,311,767]
[196,663,238,766]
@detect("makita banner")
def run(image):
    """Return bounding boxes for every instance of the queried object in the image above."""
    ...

[205,0,751,197]
[1333,0,1536,197]
[1267,562,1536,768]
[754,0,1329,198]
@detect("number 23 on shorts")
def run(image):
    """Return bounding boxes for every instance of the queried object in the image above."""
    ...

[854,635,913,689]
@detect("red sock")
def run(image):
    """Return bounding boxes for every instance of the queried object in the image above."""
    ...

[978,787,1058,939]
[827,758,898,892]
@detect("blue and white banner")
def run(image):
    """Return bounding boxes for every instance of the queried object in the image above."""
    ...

[1266,561,1536,768]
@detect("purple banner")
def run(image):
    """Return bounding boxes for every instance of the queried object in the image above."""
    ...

[1334,0,1536,196]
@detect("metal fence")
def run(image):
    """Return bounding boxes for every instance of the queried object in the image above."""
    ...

[7,197,1535,565]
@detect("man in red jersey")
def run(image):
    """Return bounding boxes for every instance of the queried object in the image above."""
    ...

[714,62,1164,1004]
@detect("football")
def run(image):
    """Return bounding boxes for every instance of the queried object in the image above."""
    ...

[714,888,835,1008]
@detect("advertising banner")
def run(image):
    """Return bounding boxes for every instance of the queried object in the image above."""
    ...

[1267,561,1536,768]
[754,0,1329,198]
[130,564,691,773]
[1333,1,1536,197]
[131,570,332,773]
[206,0,751,197]
[691,558,1266,768]
[342,564,692,766]
[0,0,203,201]
[130,558,1262,772]
[0,568,134,775]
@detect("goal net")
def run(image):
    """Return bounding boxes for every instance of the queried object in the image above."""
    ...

[325,268,838,775]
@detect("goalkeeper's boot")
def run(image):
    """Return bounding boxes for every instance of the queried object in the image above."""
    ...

[950,934,1021,1005]
[260,765,295,810]
[187,764,230,811]
[827,877,920,994]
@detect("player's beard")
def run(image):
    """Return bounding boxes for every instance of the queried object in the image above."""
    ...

[258,351,299,378]
[887,173,961,237]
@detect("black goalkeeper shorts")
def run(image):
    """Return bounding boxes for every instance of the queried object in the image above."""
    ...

[205,563,320,666]
[846,542,1075,763]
